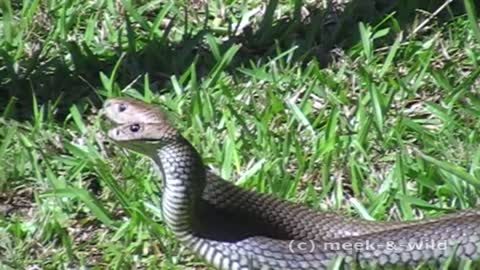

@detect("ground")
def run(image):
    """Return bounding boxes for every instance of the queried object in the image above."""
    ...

[1,0,480,269]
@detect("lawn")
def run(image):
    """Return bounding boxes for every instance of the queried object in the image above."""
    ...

[1,0,480,269]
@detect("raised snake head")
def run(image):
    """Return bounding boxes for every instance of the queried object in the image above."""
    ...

[103,97,170,124]
[103,98,179,157]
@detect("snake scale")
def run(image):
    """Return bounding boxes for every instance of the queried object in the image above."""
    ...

[103,97,480,269]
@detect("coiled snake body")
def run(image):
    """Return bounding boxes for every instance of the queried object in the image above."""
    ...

[104,98,480,269]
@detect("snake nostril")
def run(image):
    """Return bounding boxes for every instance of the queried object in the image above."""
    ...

[116,129,120,136]
[119,103,127,112]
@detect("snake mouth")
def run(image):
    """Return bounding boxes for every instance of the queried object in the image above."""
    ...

[100,111,119,133]
[99,108,131,140]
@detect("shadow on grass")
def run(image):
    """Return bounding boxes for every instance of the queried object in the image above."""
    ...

[0,0,471,121]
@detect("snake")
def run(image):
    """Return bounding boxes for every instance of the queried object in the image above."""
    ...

[103,97,480,269]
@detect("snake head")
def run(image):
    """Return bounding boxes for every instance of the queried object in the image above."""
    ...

[108,122,179,157]
[103,98,182,157]
[102,97,169,124]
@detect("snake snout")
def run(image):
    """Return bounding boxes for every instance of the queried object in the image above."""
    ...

[103,99,112,109]
[107,127,122,140]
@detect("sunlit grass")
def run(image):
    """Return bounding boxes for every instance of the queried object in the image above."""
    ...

[1,0,480,269]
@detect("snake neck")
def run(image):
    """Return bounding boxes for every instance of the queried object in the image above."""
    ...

[152,137,207,242]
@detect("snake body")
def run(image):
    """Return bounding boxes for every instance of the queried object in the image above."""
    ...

[104,98,480,269]
[103,98,416,241]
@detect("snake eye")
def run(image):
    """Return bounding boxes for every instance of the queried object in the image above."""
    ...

[129,123,141,133]
[118,103,127,112]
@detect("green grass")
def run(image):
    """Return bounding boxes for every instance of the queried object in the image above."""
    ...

[1,0,480,269]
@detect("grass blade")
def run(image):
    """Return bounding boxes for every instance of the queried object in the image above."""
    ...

[417,151,480,189]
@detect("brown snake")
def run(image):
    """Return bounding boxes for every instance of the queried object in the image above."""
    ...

[104,97,480,269]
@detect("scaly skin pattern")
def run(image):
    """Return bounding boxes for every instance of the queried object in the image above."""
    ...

[103,97,476,242]
[106,120,480,270]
